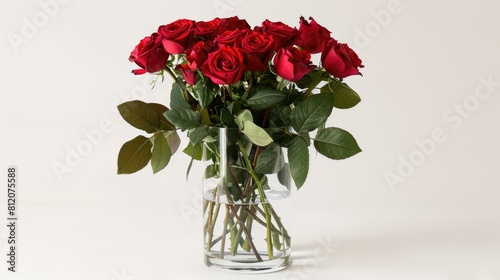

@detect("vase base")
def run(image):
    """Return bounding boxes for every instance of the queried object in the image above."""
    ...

[204,251,291,273]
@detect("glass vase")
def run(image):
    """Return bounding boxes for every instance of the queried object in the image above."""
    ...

[202,127,292,273]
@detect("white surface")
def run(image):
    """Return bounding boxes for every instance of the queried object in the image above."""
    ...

[1,0,499,279]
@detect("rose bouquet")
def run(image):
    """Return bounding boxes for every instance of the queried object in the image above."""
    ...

[117,16,364,271]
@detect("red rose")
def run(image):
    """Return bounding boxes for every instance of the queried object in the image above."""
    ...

[186,41,209,71]
[273,46,314,82]
[296,16,331,54]
[240,30,275,72]
[201,45,246,85]
[214,28,247,47]
[260,19,300,50]
[194,18,223,40]
[158,19,195,54]
[129,33,169,75]
[220,16,251,32]
[321,39,364,78]
[176,64,197,85]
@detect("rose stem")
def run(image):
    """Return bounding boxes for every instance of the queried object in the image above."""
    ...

[269,205,291,247]
[225,161,253,255]
[226,204,263,262]
[219,205,230,259]
[164,66,178,83]
[238,139,274,260]
[206,200,221,250]
[246,205,291,244]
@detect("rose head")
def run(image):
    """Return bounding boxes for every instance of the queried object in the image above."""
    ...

[214,28,248,48]
[201,45,246,85]
[158,19,195,54]
[260,19,300,50]
[273,46,314,82]
[321,39,364,78]
[129,33,169,75]
[186,41,209,71]
[194,18,223,40]
[220,16,251,32]
[240,30,275,72]
[296,16,332,54]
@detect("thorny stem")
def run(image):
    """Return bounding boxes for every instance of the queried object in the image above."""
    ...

[238,139,274,260]
[222,167,261,259]
[269,206,291,246]
[244,206,291,244]
[205,169,263,261]
[226,204,263,262]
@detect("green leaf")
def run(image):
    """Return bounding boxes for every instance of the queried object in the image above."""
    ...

[269,104,292,127]
[204,164,216,179]
[190,77,216,109]
[313,127,362,159]
[242,121,273,147]
[117,135,153,174]
[148,103,176,131]
[254,145,284,174]
[288,136,309,189]
[220,108,237,128]
[189,126,209,145]
[164,130,181,154]
[227,101,242,116]
[278,163,292,189]
[235,109,253,129]
[290,93,334,134]
[182,142,203,161]
[272,232,282,250]
[246,87,287,111]
[117,101,161,133]
[151,134,171,174]
[321,81,361,109]
[170,82,190,109]
[183,142,203,180]
[164,107,201,130]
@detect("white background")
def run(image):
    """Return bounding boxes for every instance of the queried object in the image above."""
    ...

[1,0,499,279]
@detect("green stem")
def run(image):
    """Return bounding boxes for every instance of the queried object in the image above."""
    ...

[225,85,234,101]
[244,205,291,244]
[164,66,178,83]
[200,108,212,126]
[220,171,262,261]
[241,73,254,100]
[269,205,291,247]
[237,139,274,260]
[230,207,248,255]
[205,200,221,250]
[303,71,325,99]
[227,204,263,262]
[220,206,230,259]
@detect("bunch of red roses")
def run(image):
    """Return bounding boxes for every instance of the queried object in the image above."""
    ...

[118,16,364,190]
[129,16,363,85]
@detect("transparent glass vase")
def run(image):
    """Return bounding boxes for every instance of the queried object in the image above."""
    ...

[202,127,292,273]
